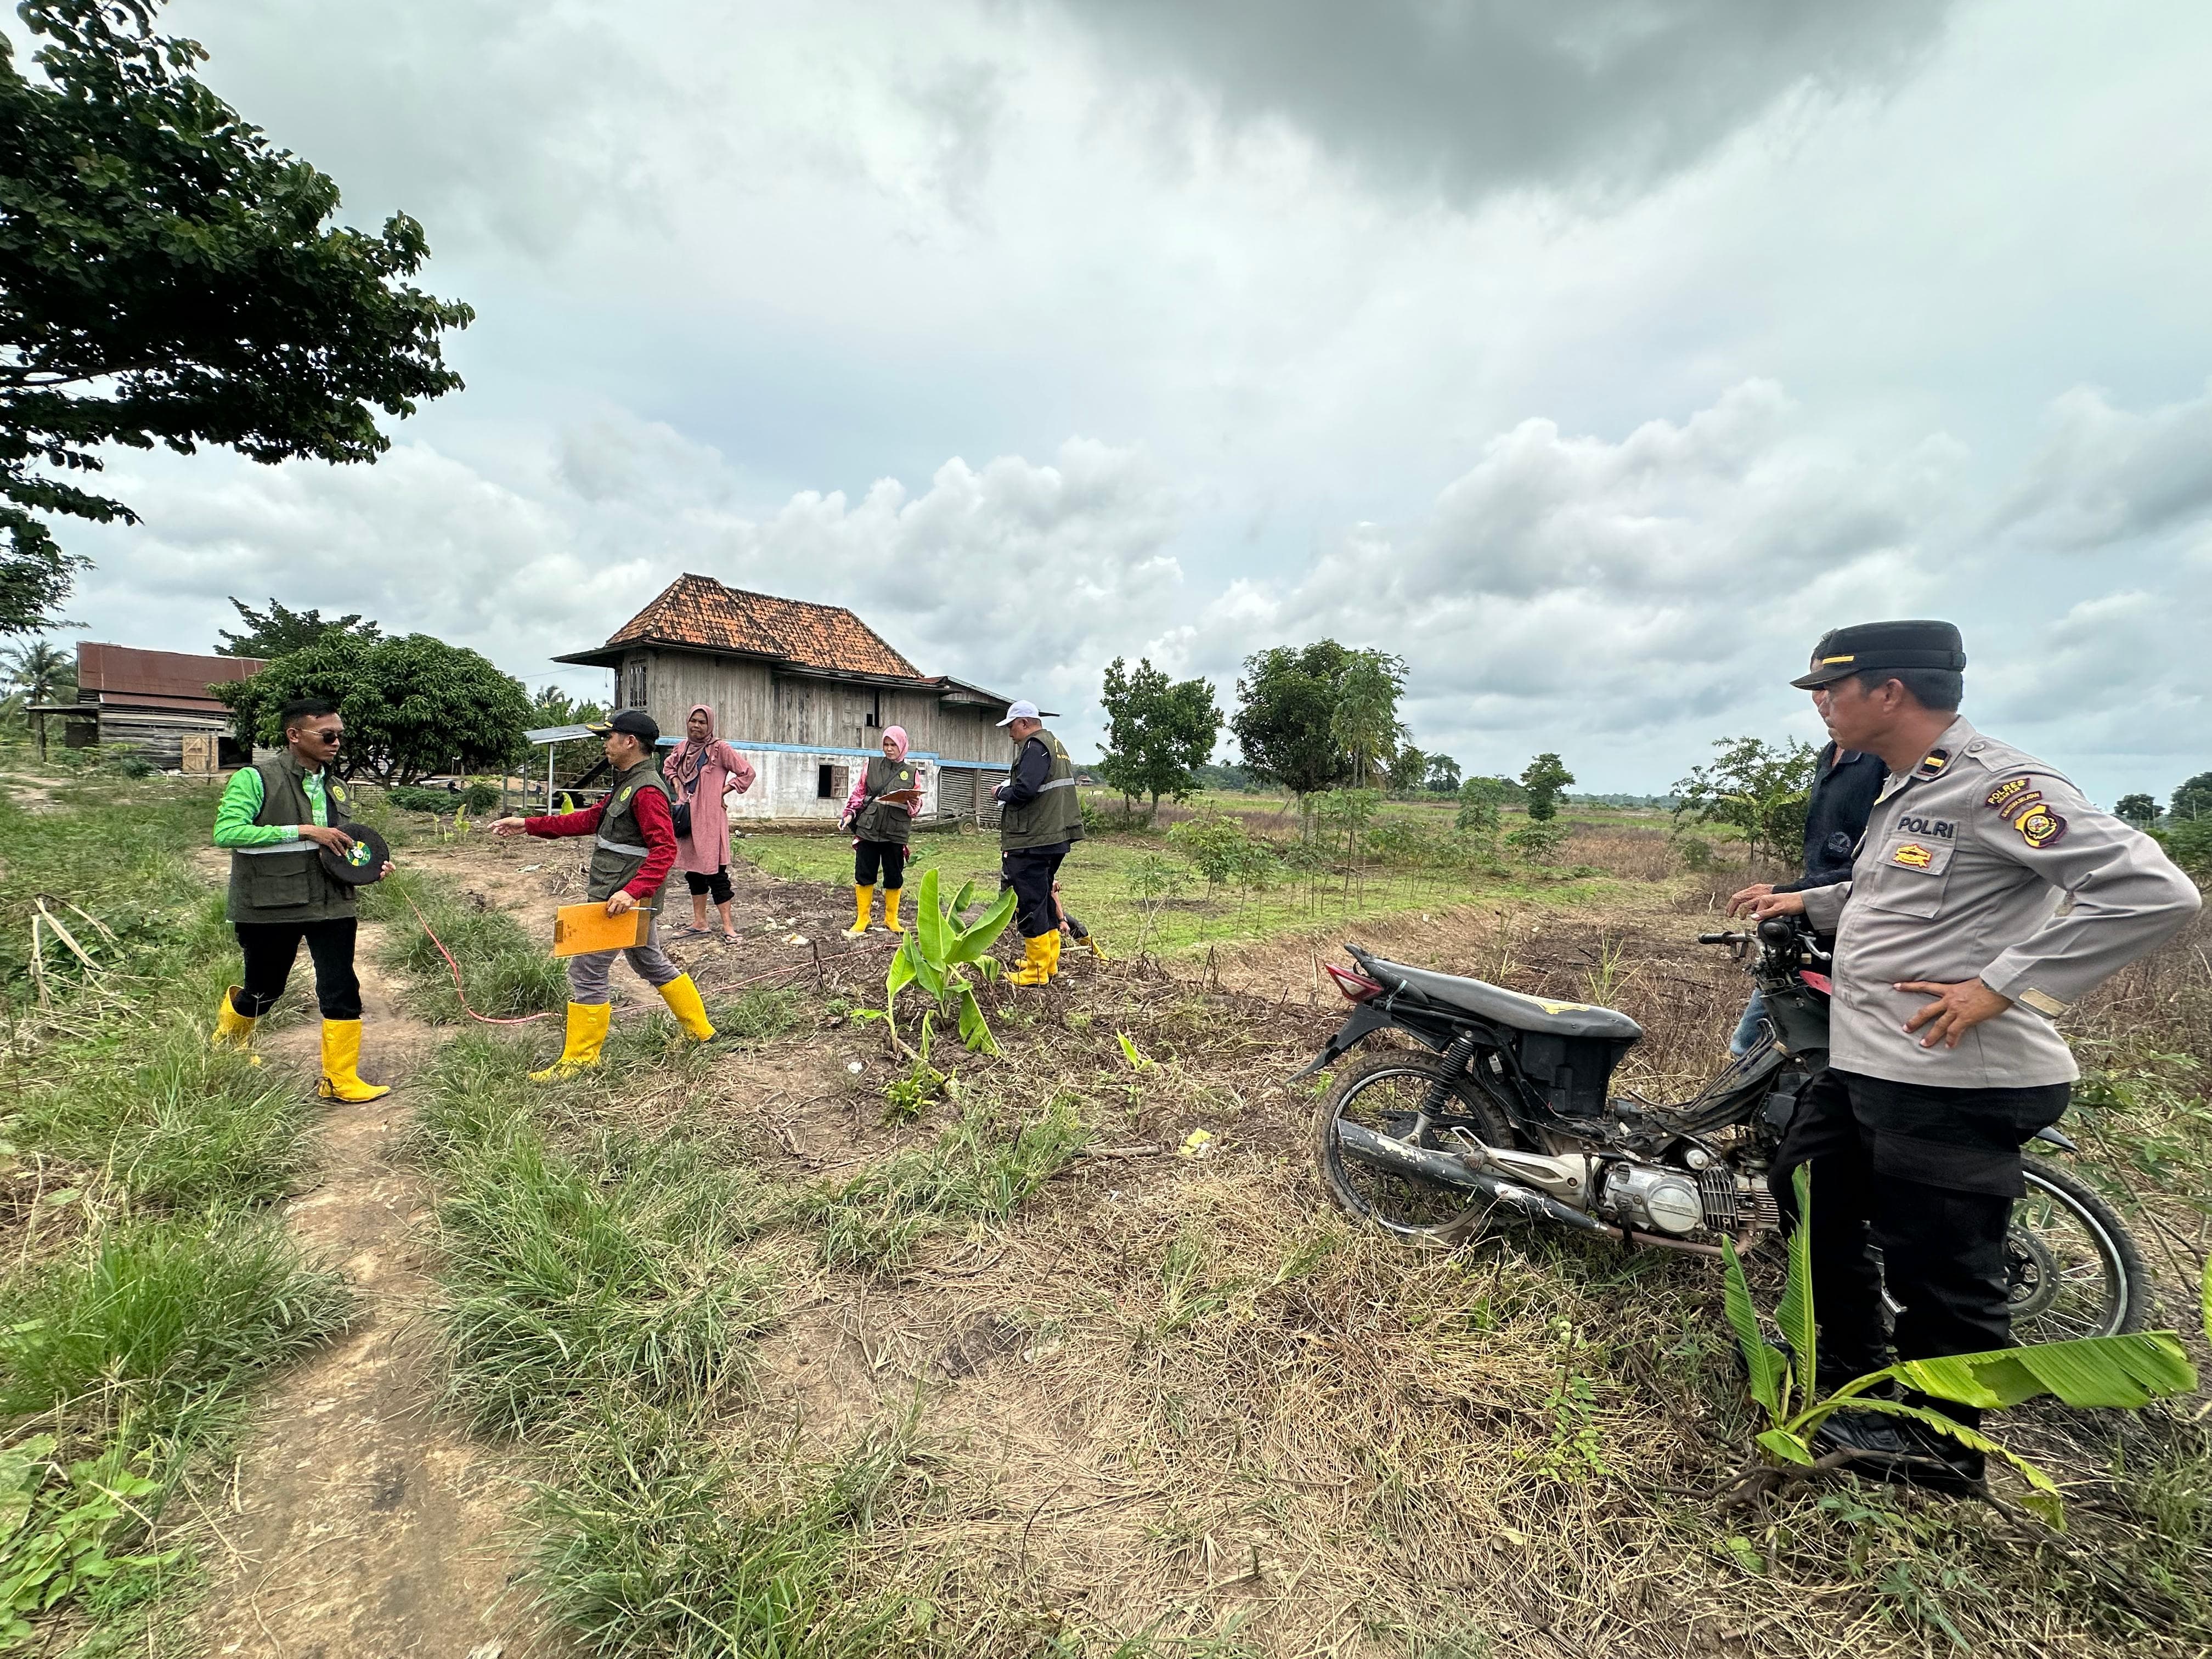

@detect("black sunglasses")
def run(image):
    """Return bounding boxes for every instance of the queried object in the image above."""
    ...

[311,728,343,743]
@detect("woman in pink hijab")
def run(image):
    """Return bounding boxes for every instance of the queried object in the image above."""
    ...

[838,725,923,935]
[664,703,757,940]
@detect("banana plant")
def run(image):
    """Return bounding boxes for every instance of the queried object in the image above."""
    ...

[882,868,1017,1054]
[1719,1166,2197,1526]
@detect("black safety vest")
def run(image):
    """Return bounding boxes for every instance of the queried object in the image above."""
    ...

[226,755,358,924]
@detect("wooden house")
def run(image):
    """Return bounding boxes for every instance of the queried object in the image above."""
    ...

[554,574,1021,822]
[29,644,263,771]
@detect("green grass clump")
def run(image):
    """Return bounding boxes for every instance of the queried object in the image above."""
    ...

[529,1402,915,1659]
[808,1092,1092,1270]
[365,867,567,1021]
[410,1034,778,1436]
[12,1017,312,1210]
[712,985,805,1045]
[0,1214,352,1426]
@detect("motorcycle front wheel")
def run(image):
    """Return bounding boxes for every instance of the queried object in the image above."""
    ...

[2005,1156,2150,1340]
[1313,1049,1517,1245]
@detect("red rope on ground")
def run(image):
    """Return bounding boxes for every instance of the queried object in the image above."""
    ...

[398,892,903,1024]
[399,889,555,1025]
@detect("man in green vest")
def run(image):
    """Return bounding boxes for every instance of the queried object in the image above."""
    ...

[210,697,393,1102]
[489,709,718,1076]
[994,699,1083,985]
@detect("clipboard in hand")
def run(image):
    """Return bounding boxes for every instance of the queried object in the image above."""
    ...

[553,901,653,957]
[876,786,923,806]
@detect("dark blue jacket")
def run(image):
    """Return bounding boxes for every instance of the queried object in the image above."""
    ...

[1776,742,1884,893]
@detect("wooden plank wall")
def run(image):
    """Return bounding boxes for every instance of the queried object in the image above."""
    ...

[635,650,1015,763]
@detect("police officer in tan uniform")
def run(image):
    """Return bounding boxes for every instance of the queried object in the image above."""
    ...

[1751,620,2200,1489]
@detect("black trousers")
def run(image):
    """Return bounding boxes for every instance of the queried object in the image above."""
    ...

[1770,1069,2069,1406]
[1002,844,1068,939]
[684,866,734,905]
[855,840,907,888]
[232,918,362,1021]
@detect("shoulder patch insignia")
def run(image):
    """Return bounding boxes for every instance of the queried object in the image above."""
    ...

[1985,776,2033,811]
[2015,805,2067,849]
[1917,748,1950,775]
[1996,789,2045,823]
[1889,842,1937,869]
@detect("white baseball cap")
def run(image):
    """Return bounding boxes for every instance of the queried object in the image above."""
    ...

[996,699,1041,726]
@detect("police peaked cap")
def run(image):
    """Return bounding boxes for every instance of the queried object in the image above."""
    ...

[1790,620,1967,689]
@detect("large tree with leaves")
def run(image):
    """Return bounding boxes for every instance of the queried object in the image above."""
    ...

[1231,640,1353,818]
[0,0,473,636]
[1097,656,1222,818]
[216,596,381,659]
[218,632,530,785]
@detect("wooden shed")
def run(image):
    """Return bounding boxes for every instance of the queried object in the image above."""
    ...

[554,574,1020,823]
[29,644,262,771]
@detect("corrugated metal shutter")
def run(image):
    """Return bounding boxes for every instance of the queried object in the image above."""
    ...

[938,769,976,822]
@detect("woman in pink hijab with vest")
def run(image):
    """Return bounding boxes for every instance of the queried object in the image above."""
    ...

[664,703,757,940]
[839,725,922,935]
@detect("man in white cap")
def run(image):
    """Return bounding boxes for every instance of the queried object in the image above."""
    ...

[994,701,1083,984]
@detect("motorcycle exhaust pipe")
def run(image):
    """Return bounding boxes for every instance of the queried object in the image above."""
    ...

[1334,1122,1612,1235]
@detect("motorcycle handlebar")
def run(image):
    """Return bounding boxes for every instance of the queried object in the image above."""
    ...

[1695,931,1747,945]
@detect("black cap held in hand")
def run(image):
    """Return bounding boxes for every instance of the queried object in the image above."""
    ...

[1790,620,1966,689]
[587,708,661,744]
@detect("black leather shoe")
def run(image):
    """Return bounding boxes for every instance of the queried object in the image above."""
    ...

[1891,1417,1986,1495]
[1811,1407,1913,1461]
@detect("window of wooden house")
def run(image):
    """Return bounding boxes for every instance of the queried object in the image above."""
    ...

[620,658,648,709]
[818,763,850,800]
[866,688,881,729]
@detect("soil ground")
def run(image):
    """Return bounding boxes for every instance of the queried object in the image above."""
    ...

[176,822,2212,1657]
[185,924,558,1659]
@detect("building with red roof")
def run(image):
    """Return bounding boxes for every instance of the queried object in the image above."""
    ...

[554,574,1017,821]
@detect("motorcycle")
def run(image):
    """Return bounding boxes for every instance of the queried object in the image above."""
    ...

[1299,917,2149,1343]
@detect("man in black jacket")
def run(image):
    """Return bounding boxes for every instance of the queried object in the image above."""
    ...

[1722,738,1884,1053]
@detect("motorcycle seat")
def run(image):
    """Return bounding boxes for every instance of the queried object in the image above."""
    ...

[1354,952,1645,1043]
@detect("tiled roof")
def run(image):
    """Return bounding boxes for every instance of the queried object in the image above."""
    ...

[77,643,265,712]
[605,574,923,679]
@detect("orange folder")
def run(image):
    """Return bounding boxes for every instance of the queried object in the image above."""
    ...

[552,901,654,957]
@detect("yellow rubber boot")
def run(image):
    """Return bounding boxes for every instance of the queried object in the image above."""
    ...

[317,1019,391,1103]
[212,986,262,1064]
[531,1002,612,1081]
[882,888,904,934]
[843,884,874,938]
[1041,929,1064,980]
[657,973,716,1042]
[1007,933,1052,985]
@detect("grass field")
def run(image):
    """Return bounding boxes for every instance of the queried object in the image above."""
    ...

[8,760,2209,1655]
[736,812,1681,957]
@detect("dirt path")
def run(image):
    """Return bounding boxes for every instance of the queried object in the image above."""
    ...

[191,927,559,1659]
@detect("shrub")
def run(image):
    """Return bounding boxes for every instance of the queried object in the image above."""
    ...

[386,781,498,815]
[2151,818,2212,881]
[1505,821,1570,864]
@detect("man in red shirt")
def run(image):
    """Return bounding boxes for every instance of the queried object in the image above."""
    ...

[490,710,716,1075]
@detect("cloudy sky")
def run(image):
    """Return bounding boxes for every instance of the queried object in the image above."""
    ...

[46,0,2212,800]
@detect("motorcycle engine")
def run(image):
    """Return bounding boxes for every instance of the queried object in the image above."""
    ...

[1597,1161,1706,1235]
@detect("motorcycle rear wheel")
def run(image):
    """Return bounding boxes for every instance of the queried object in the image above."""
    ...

[1314,1049,1517,1245]
[2006,1156,2149,1340]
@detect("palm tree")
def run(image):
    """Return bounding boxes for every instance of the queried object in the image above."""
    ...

[3,640,75,705]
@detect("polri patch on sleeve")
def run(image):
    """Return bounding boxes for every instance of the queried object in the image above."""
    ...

[1985,776,2034,811]
[2015,804,2067,848]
